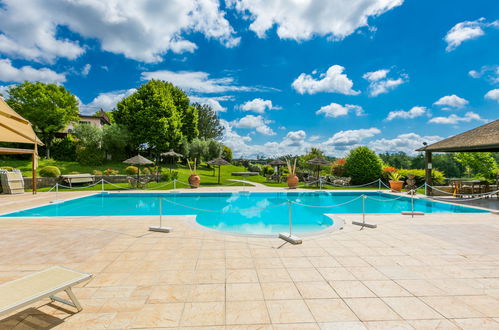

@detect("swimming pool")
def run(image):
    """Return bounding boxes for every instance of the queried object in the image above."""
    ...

[2,192,487,235]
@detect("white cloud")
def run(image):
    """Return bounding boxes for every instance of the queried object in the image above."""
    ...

[433,94,469,109]
[240,98,279,113]
[363,69,407,96]
[189,95,232,112]
[309,135,321,142]
[315,103,365,118]
[292,65,359,95]
[0,0,238,63]
[0,84,14,98]
[445,18,499,52]
[468,65,499,83]
[0,59,66,83]
[227,0,403,41]
[485,88,499,102]
[81,64,91,76]
[141,70,255,93]
[79,88,136,114]
[386,106,426,121]
[368,133,443,155]
[231,115,275,135]
[428,111,486,124]
[323,128,381,146]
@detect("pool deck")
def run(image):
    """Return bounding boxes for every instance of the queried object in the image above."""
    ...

[1,188,499,329]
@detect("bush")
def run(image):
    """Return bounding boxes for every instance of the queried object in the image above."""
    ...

[247,163,261,173]
[260,165,274,176]
[51,135,77,161]
[142,167,151,175]
[171,171,179,180]
[69,171,80,175]
[222,145,233,162]
[0,166,14,171]
[125,166,138,175]
[92,170,103,176]
[397,169,445,186]
[39,166,61,177]
[76,146,104,165]
[104,168,119,176]
[344,146,382,184]
[331,159,346,176]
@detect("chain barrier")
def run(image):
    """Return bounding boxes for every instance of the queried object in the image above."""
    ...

[321,178,382,188]
[289,195,363,208]
[161,198,288,213]
[424,183,499,200]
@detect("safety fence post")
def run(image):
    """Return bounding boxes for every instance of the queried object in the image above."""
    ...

[149,197,171,233]
[278,201,302,244]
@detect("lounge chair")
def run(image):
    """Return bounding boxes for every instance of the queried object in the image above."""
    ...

[0,266,92,318]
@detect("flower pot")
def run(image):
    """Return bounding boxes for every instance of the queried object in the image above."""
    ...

[287,175,299,189]
[389,180,404,192]
[188,174,200,188]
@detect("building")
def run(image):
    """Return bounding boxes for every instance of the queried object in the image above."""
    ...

[58,110,111,137]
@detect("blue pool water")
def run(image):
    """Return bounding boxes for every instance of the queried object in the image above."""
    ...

[2,192,487,234]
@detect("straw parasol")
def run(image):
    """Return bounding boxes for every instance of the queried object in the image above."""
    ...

[161,150,184,172]
[123,154,154,182]
[207,157,230,184]
[268,159,286,183]
[306,156,331,186]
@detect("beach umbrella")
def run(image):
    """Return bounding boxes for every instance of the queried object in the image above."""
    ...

[161,150,184,172]
[123,154,154,183]
[268,159,286,183]
[306,156,331,186]
[207,157,230,184]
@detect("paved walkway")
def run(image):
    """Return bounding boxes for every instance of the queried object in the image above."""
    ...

[0,190,498,329]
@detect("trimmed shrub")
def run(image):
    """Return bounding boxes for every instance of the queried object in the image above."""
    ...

[39,166,61,177]
[260,165,274,176]
[142,167,151,175]
[104,168,119,176]
[171,171,179,180]
[160,171,171,182]
[344,146,382,185]
[92,170,103,176]
[222,145,233,162]
[125,166,138,175]
[247,163,261,173]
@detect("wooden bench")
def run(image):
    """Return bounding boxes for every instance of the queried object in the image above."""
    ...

[0,266,92,318]
[61,174,95,187]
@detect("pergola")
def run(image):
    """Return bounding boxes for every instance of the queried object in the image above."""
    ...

[416,119,499,195]
[0,97,43,194]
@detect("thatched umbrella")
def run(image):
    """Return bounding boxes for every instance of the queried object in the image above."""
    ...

[207,157,230,184]
[123,154,154,183]
[268,159,286,183]
[161,150,184,172]
[306,156,331,186]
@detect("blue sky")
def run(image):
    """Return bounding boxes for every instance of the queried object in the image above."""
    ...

[0,0,498,158]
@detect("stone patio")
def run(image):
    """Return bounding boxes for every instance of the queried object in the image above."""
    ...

[1,190,499,329]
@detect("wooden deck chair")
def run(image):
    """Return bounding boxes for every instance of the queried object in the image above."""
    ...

[0,266,92,318]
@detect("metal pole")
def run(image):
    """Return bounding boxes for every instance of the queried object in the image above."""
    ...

[174,179,176,190]
[424,183,427,196]
[378,179,381,190]
[55,183,58,201]
[411,189,415,219]
[288,200,293,235]
[362,194,366,225]
[159,197,163,227]
[101,179,104,192]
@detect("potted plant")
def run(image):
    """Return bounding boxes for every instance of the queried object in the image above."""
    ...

[188,158,200,188]
[286,158,299,189]
[388,171,404,192]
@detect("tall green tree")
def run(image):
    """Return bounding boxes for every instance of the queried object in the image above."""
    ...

[102,124,129,160]
[7,81,79,158]
[194,103,224,139]
[73,123,104,165]
[114,80,184,155]
[453,152,497,179]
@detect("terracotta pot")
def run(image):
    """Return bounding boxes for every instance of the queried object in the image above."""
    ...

[188,174,200,188]
[389,180,404,192]
[287,174,299,189]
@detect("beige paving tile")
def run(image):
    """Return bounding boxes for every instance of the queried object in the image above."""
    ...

[272,323,320,329]
[227,283,264,301]
[257,268,292,282]
[318,267,356,281]
[261,282,301,300]
[266,300,315,323]
[190,283,225,302]
[132,303,183,328]
[226,301,270,325]
[408,319,459,329]
[319,321,367,329]
[287,268,324,282]
[148,284,191,303]
[306,299,359,322]
[363,280,412,297]
[363,320,413,329]
[344,298,401,321]
[395,279,446,296]
[226,324,272,329]
[180,302,225,326]
[455,295,499,318]
[295,281,339,299]
[382,297,442,320]
[420,296,485,318]
[226,269,259,283]
[329,280,376,298]
[452,317,499,330]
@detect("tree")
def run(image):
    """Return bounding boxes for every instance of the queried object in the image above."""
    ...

[102,124,129,160]
[194,103,224,139]
[344,146,382,184]
[114,80,184,155]
[73,123,104,165]
[187,138,208,161]
[222,145,233,162]
[206,139,223,160]
[7,81,79,158]
[453,152,497,179]
[379,152,412,169]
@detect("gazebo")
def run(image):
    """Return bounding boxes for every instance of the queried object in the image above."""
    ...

[0,97,43,194]
[268,159,286,182]
[306,156,331,187]
[416,119,499,195]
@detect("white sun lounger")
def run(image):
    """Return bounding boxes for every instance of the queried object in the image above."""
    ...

[0,266,92,318]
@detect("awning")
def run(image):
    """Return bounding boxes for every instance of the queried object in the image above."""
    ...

[0,97,43,145]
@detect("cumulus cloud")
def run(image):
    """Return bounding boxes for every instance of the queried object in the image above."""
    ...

[386,106,426,121]
[0,0,238,63]
[231,115,275,135]
[189,95,232,112]
[240,98,279,113]
[79,88,136,114]
[141,70,256,93]
[433,94,469,109]
[363,69,407,96]
[0,59,66,83]
[292,65,359,95]
[227,0,403,41]
[468,65,499,84]
[323,128,381,146]
[0,84,14,98]
[429,111,486,124]
[315,103,365,118]
[368,133,443,155]
[81,64,91,76]
[444,18,499,52]
[485,89,499,102]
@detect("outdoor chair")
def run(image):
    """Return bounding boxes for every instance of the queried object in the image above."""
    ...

[127,176,150,189]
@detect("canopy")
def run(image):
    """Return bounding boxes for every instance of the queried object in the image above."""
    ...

[123,154,154,165]
[268,159,286,166]
[161,150,184,157]
[306,156,330,166]
[0,97,42,145]
[207,157,230,166]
